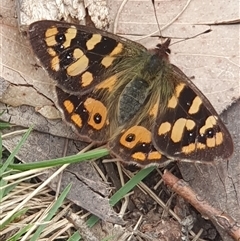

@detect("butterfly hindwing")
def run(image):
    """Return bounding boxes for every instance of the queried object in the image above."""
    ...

[109,124,170,167]
[56,86,110,142]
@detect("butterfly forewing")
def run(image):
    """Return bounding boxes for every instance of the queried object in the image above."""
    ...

[153,65,233,161]
[28,20,146,95]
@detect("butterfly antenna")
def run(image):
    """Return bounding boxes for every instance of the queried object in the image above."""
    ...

[151,0,163,42]
[170,29,212,46]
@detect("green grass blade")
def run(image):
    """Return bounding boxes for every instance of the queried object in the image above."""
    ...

[0,127,32,175]
[67,231,81,241]
[3,148,109,171]
[6,224,33,241]
[0,133,2,161]
[109,166,155,206]
[0,122,12,130]
[1,208,29,231]
[87,166,155,227]
[29,183,72,241]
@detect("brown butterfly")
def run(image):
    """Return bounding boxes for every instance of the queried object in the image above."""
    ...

[28,20,233,166]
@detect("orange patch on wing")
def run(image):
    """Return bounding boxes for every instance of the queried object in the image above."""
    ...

[81,72,93,87]
[132,152,146,161]
[158,122,171,135]
[73,48,84,58]
[120,126,151,149]
[63,27,77,48]
[45,27,58,37]
[197,143,206,150]
[185,119,195,130]
[149,102,159,117]
[216,132,223,145]
[188,96,202,114]
[101,56,116,68]
[51,56,60,71]
[168,83,185,108]
[84,98,108,130]
[167,95,178,108]
[200,116,217,135]
[45,27,58,46]
[206,137,215,148]
[96,75,117,91]
[175,83,185,96]
[171,118,186,143]
[67,54,89,76]
[63,100,74,113]
[109,43,123,56]
[71,113,82,127]
[182,143,196,154]
[100,43,123,67]
[148,151,162,160]
[86,34,102,50]
[47,47,56,56]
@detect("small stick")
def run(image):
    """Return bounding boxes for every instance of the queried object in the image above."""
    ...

[162,170,240,241]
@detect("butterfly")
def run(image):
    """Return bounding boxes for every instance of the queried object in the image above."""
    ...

[28,20,233,167]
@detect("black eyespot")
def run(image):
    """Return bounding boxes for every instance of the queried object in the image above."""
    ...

[62,50,74,66]
[94,113,102,124]
[66,52,72,59]
[54,44,65,53]
[188,131,195,142]
[206,128,214,138]
[126,133,135,142]
[56,33,66,43]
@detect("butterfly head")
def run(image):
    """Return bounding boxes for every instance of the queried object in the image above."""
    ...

[148,38,171,62]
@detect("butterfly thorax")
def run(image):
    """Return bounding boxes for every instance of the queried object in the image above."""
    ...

[106,47,179,137]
